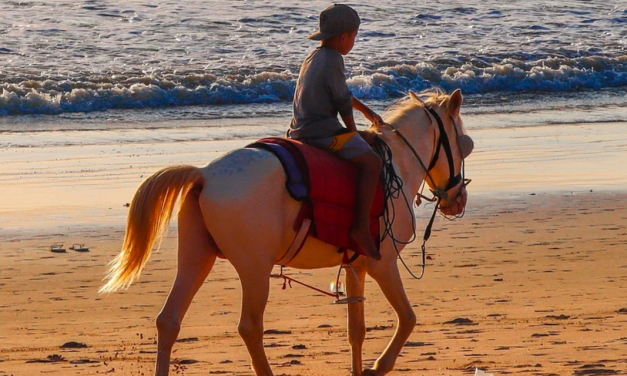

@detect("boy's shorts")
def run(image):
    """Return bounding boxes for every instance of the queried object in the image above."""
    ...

[305,131,372,160]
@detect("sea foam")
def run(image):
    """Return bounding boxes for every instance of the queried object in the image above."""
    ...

[1,55,625,116]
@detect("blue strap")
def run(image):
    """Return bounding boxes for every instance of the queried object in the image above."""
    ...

[248,142,309,201]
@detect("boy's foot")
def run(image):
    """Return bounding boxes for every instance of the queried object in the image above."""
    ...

[350,227,381,260]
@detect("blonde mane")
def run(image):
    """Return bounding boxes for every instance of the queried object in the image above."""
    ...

[375,89,452,132]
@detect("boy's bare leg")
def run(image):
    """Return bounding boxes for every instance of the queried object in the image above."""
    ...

[350,151,383,260]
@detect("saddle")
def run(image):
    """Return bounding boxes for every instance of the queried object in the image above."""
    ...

[247,137,385,264]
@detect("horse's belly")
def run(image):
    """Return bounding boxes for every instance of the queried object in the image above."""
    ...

[283,237,346,269]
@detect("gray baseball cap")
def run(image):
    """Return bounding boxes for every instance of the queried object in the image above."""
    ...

[307,4,361,41]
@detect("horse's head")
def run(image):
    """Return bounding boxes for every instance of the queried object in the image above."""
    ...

[408,89,474,216]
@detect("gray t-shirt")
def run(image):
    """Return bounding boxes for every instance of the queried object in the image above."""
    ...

[289,47,354,139]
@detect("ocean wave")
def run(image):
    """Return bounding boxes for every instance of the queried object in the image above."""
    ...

[1,55,626,116]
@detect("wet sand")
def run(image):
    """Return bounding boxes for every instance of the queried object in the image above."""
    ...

[1,122,626,375]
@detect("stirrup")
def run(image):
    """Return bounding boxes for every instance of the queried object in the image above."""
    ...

[329,261,366,304]
[332,296,366,304]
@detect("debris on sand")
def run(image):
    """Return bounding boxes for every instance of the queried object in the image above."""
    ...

[26,354,67,363]
[70,359,99,364]
[176,359,199,365]
[367,324,394,332]
[264,329,292,335]
[176,337,199,343]
[405,341,433,347]
[444,317,476,326]
[61,341,88,349]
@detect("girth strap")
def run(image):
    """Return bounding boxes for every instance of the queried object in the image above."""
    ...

[276,219,311,266]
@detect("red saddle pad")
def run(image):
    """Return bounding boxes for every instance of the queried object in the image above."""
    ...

[257,137,384,255]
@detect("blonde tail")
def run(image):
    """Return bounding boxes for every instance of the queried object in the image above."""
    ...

[100,165,203,293]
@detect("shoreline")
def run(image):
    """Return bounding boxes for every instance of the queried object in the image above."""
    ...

[1,120,626,233]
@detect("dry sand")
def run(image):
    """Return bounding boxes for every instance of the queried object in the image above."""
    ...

[1,122,626,376]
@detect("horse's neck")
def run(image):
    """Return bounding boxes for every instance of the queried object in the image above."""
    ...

[373,115,435,242]
[379,115,434,197]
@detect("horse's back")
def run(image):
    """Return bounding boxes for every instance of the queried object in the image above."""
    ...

[202,147,286,201]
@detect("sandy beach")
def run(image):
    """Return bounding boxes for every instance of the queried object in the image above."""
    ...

[1,121,627,376]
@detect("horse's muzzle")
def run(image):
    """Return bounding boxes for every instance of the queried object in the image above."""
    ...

[439,184,468,216]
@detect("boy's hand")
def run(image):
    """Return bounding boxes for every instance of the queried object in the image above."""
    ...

[353,97,385,127]
[368,111,384,127]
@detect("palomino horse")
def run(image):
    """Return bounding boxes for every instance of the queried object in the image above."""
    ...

[101,89,473,376]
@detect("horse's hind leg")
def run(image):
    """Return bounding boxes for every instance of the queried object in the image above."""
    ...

[233,258,274,376]
[155,191,218,376]
[364,260,416,375]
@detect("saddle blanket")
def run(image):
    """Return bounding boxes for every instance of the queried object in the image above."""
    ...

[248,137,384,255]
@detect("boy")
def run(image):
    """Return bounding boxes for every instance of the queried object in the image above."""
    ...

[289,4,383,260]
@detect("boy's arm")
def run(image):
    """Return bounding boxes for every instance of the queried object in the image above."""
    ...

[340,111,358,133]
[341,102,379,145]
[353,97,384,126]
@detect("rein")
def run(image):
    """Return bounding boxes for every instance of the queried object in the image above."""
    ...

[272,104,470,298]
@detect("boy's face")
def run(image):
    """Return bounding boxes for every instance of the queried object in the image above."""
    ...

[339,30,358,55]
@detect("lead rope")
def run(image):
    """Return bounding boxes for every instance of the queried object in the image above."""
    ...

[273,265,340,299]
[273,252,367,304]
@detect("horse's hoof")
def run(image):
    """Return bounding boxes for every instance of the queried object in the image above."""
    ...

[362,369,377,376]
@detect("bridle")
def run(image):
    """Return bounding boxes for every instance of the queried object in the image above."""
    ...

[379,104,471,279]
[425,107,467,197]
[386,106,471,206]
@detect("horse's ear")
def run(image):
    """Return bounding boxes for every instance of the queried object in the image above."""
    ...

[448,89,463,117]
[409,90,425,105]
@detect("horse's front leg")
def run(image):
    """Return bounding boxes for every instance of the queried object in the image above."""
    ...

[345,264,366,375]
[364,258,417,375]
